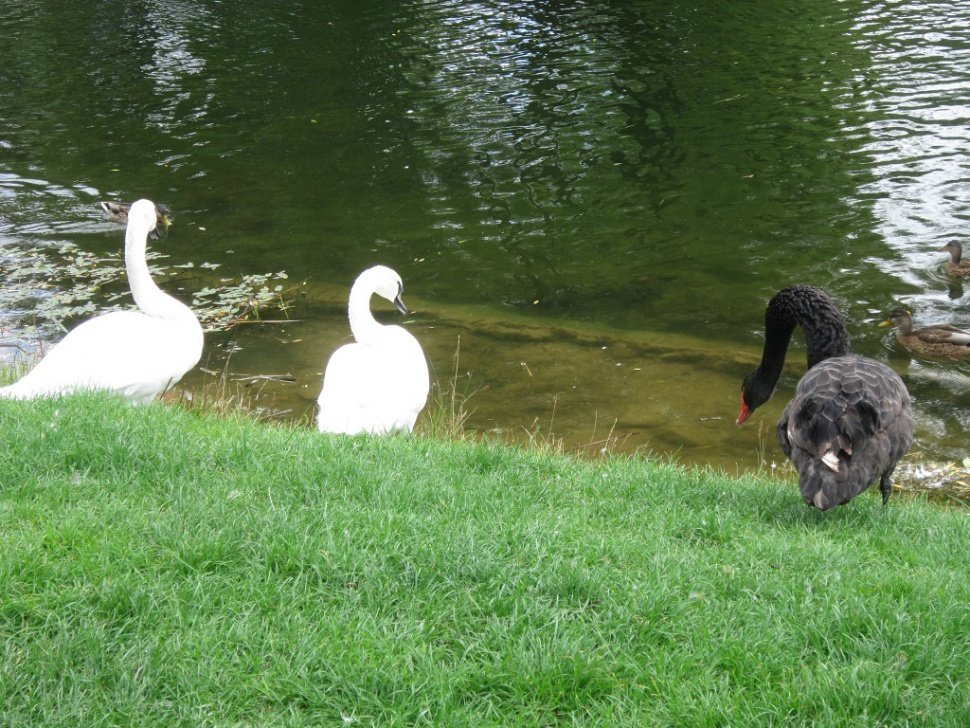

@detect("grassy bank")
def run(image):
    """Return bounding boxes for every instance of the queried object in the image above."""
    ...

[0,395,968,726]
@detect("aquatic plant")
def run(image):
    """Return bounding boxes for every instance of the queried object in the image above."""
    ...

[0,241,293,345]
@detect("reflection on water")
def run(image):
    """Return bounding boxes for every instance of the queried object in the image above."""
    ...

[848,0,970,463]
[141,1,213,150]
[2,0,970,469]
[852,0,970,302]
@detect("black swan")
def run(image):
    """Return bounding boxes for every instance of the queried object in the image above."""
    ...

[736,285,913,510]
[940,241,970,277]
[881,309,970,359]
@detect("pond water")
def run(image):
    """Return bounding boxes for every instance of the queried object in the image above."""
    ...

[2,0,970,471]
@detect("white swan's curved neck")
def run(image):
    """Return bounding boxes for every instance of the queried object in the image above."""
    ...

[126,222,195,323]
[348,283,382,343]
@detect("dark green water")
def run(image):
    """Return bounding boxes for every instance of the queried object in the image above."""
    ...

[2,0,970,470]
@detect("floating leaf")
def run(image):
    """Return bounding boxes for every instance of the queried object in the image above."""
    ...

[0,242,293,341]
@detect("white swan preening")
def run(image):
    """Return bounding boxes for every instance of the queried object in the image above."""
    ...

[316,265,429,435]
[0,199,204,404]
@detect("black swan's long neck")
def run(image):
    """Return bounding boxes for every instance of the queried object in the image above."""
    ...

[740,286,852,400]
[738,285,853,423]
[755,285,852,385]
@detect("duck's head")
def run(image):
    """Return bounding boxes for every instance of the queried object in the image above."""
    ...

[940,241,963,262]
[879,308,912,332]
[155,203,172,231]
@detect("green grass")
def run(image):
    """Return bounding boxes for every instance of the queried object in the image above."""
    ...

[0,395,968,726]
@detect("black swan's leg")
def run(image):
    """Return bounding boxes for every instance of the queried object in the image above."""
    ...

[879,470,894,505]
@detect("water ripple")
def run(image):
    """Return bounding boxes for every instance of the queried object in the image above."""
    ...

[852,1,970,317]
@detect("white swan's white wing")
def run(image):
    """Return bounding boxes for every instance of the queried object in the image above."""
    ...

[316,327,429,435]
[1,310,203,404]
[381,326,430,431]
[316,343,376,434]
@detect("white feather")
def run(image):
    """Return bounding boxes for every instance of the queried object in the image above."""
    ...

[821,449,841,472]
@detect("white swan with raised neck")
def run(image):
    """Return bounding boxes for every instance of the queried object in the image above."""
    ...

[0,199,203,403]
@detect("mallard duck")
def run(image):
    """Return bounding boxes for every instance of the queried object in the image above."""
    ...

[737,286,913,510]
[101,201,171,238]
[880,308,970,359]
[316,265,429,435]
[1,200,203,403]
[940,241,970,277]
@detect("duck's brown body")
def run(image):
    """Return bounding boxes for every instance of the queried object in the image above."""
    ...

[883,309,970,359]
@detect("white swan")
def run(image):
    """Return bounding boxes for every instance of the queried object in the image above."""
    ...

[0,199,204,404]
[316,265,429,434]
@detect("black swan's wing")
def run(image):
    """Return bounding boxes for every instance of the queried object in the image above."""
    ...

[776,355,913,510]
